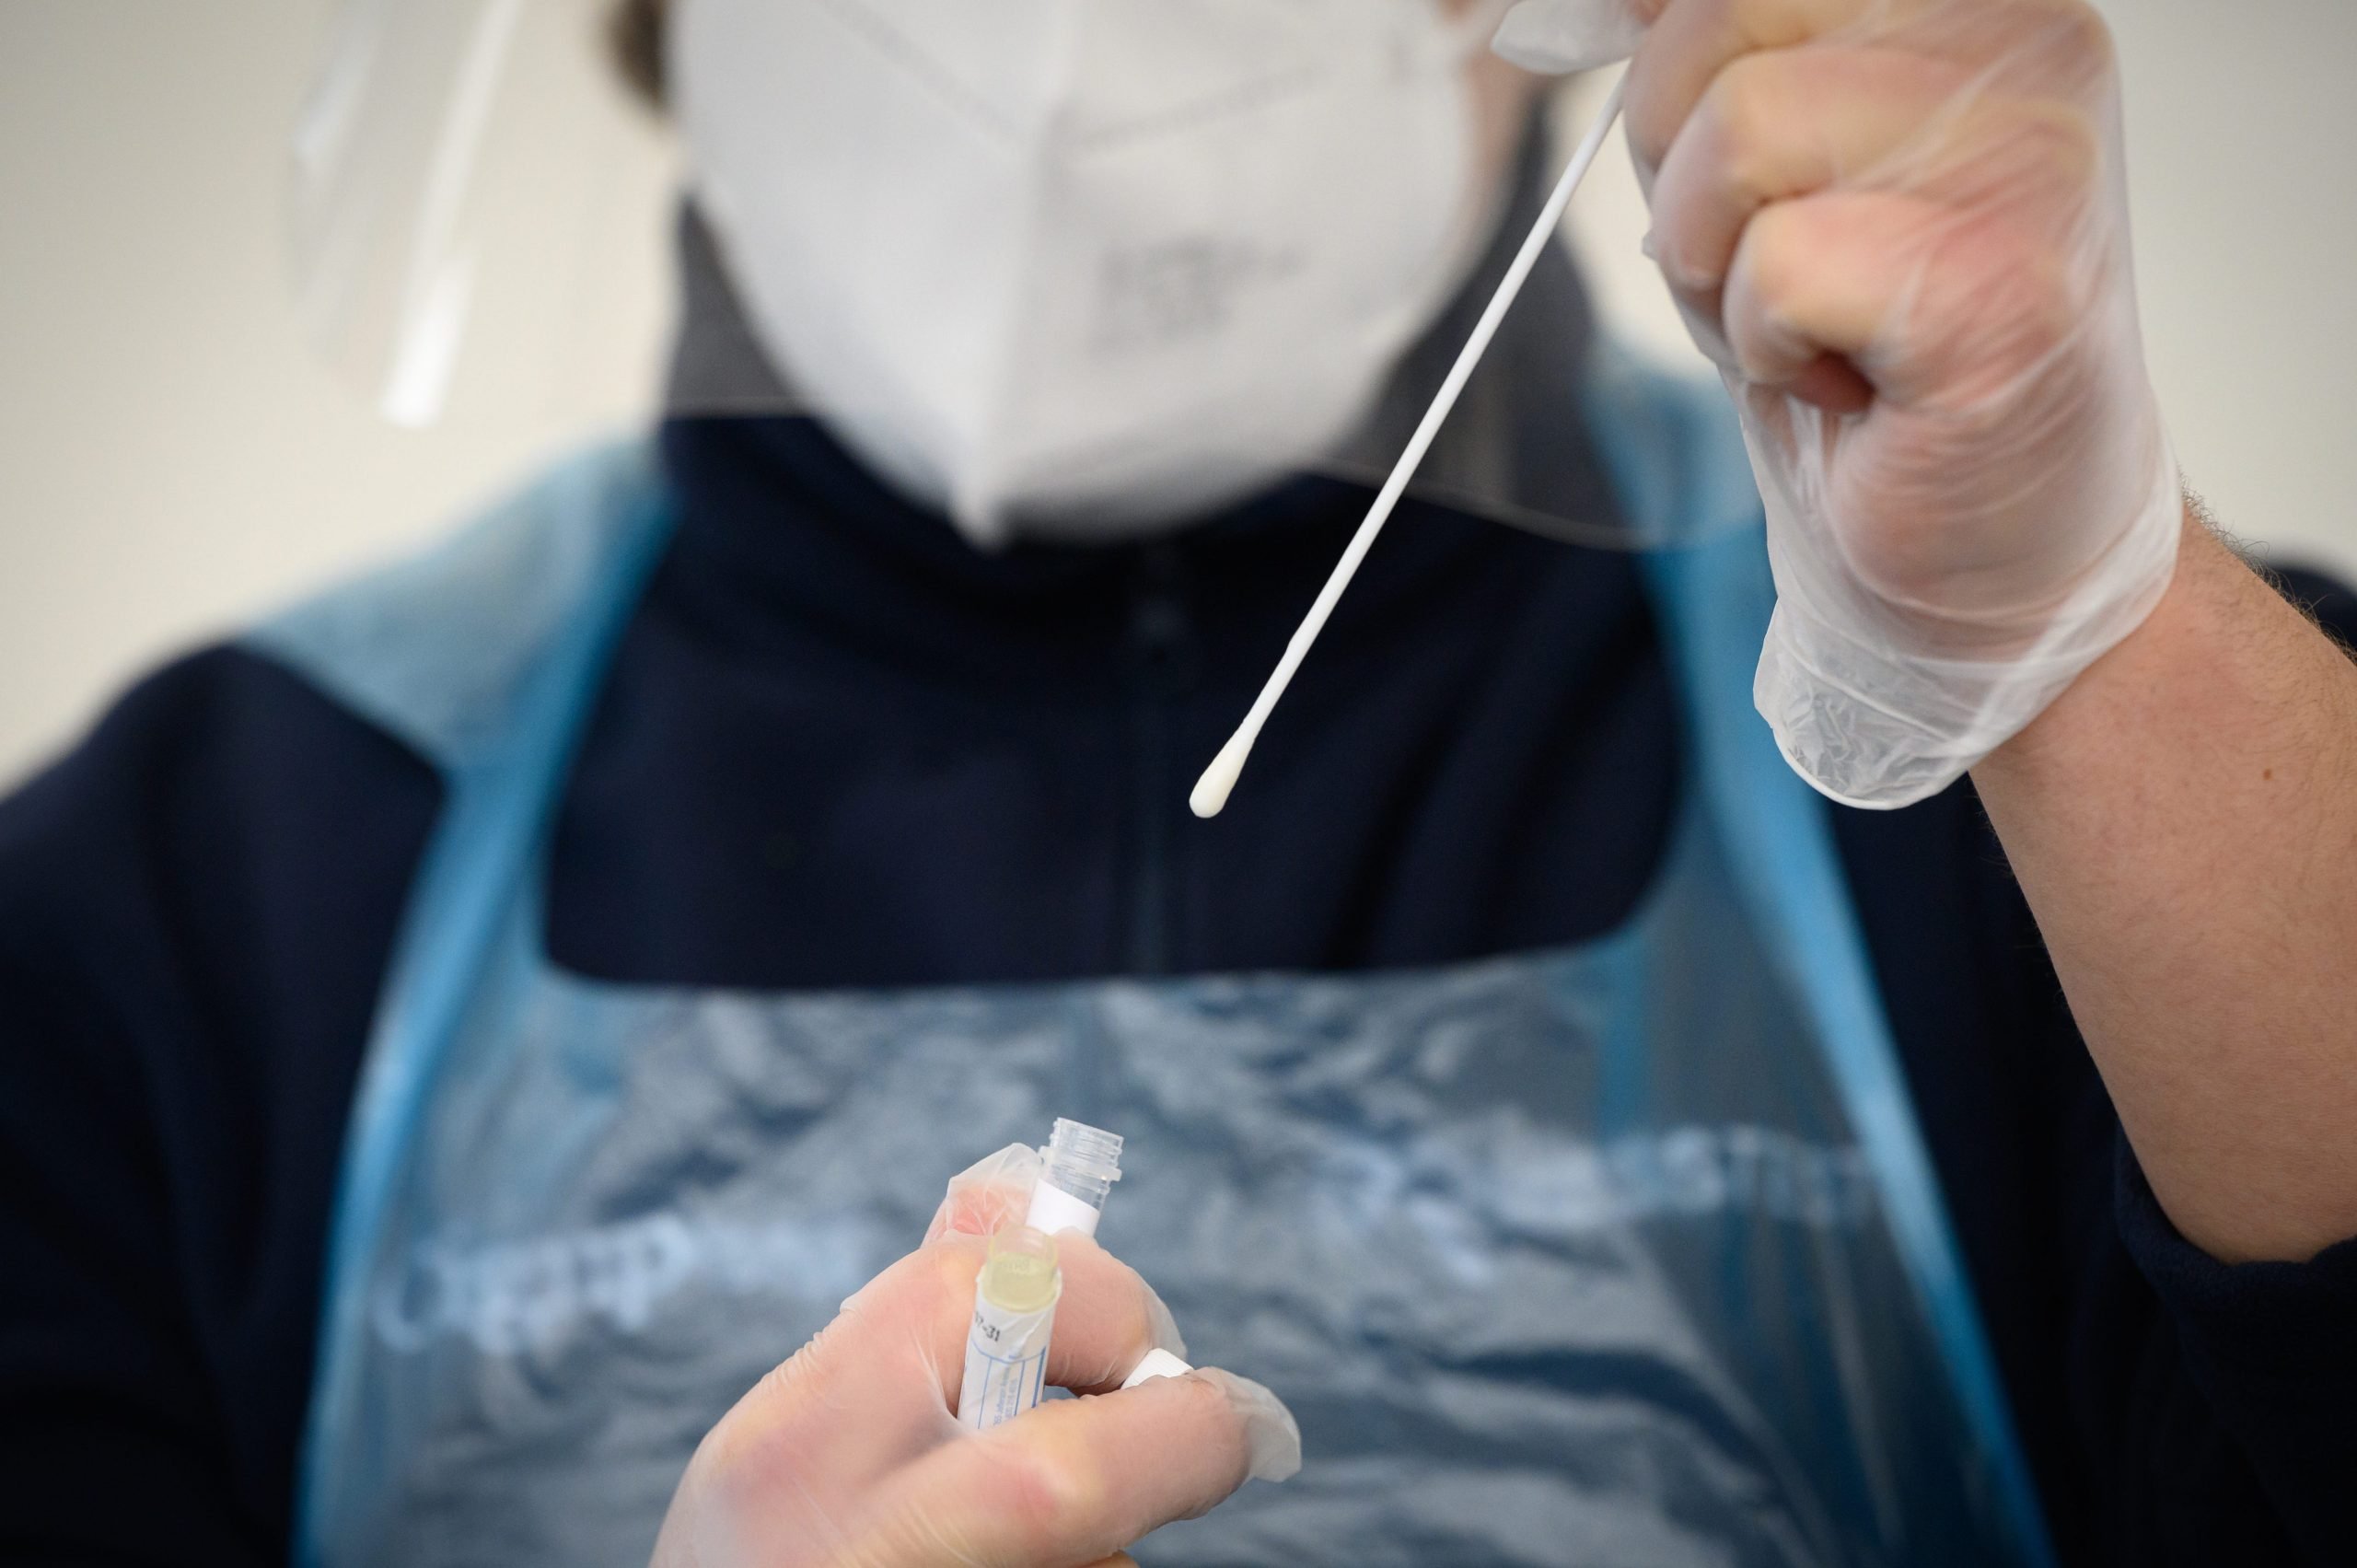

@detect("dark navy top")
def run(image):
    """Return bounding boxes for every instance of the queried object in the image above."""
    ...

[4,412,2354,1565]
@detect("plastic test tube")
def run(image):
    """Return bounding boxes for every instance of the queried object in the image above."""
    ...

[964,1119,1192,1423]
[957,1120,1125,1431]
[1028,1119,1191,1391]
[1025,1118,1125,1237]
[958,1225,1062,1431]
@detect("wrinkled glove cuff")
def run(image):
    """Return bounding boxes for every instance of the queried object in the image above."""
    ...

[1755,441,2183,810]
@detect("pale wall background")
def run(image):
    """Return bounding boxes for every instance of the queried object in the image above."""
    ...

[3,0,2352,786]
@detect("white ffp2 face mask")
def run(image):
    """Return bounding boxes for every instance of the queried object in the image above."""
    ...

[673,0,1501,547]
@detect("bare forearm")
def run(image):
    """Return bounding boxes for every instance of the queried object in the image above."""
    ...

[1975,512,2357,1263]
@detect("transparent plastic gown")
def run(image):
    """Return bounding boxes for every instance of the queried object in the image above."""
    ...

[252,352,2053,1567]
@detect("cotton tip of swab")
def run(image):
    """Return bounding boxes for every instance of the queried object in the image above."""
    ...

[1190,730,1256,819]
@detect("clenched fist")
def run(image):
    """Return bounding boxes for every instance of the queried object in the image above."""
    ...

[1504,0,2182,806]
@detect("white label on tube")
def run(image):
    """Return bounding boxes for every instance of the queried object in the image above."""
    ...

[958,1292,1058,1431]
[1025,1181,1100,1237]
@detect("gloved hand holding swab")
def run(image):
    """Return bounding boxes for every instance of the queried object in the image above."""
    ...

[1190,77,1629,819]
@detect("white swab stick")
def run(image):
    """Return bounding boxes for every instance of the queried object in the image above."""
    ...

[1190,77,1629,820]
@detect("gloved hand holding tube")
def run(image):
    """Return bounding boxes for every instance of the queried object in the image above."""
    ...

[650,1137,1298,1568]
[1496,0,2182,808]
[955,1121,1143,1432]
[935,1126,1207,1402]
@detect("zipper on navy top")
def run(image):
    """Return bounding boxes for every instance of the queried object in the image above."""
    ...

[1124,540,1198,976]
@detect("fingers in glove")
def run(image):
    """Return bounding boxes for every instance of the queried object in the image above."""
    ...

[848,1367,1299,1568]
[1646,43,1977,300]
[703,1234,1196,1522]
[1625,0,2111,181]
[924,1142,1043,1246]
[962,1231,1190,1396]
[837,1231,1188,1404]
[1724,187,2134,608]
[1722,186,2082,408]
[1624,0,1886,177]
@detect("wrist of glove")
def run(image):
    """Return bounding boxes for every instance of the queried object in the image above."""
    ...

[1494,0,2182,807]
[1749,389,2181,808]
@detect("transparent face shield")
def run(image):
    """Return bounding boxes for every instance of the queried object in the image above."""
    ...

[288,0,682,432]
[290,0,1716,552]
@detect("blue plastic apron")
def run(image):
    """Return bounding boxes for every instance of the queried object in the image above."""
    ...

[254,358,2055,1568]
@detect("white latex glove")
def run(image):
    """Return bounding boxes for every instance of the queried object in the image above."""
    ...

[1492,0,1646,75]
[923,1140,1056,1247]
[651,1151,1299,1568]
[1499,0,2181,807]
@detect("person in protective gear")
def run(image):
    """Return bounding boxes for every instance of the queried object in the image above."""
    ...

[6,0,2357,1564]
